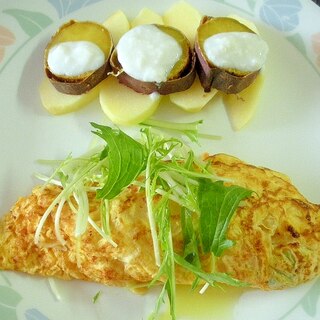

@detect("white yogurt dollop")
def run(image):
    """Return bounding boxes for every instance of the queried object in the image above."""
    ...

[117,24,182,83]
[203,32,269,72]
[47,41,105,77]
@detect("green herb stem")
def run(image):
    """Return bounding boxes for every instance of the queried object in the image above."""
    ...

[145,151,161,267]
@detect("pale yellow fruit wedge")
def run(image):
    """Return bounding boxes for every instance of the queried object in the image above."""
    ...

[39,78,100,115]
[131,8,164,27]
[169,76,217,112]
[103,10,130,44]
[163,1,202,46]
[227,14,259,34]
[100,76,162,125]
[223,74,264,130]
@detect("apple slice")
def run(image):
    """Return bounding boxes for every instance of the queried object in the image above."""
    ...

[169,75,217,112]
[99,76,162,125]
[103,10,130,44]
[223,74,264,130]
[39,77,100,115]
[163,1,202,46]
[131,8,164,27]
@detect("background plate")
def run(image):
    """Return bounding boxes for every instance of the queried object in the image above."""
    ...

[0,0,319,319]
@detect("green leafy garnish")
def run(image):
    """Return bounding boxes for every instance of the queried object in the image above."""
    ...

[92,290,102,303]
[198,180,253,256]
[141,118,221,142]
[181,208,201,269]
[91,123,146,199]
[174,254,248,288]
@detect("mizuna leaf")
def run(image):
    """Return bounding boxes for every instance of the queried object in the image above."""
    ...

[91,123,146,199]
[3,9,52,37]
[180,208,201,268]
[174,254,248,287]
[198,180,252,256]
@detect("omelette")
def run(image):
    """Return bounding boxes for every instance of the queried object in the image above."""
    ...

[0,153,319,291]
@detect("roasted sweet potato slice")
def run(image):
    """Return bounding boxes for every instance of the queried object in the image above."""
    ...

[110,24,196,95]
[195,16,262,94]
[44,20,113,95]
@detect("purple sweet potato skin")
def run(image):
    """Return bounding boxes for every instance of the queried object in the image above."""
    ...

[46,60,112,95]
[195,16,260,94]
[110,49,196,95]
[195,43,259,94]
[44,20,113,95]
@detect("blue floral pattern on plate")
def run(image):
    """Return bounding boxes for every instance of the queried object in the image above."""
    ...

[48,0,104,18]
[25,308,50,320]
[259,0,302,32]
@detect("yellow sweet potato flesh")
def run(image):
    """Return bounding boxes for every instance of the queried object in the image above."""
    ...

[46,20,112,61]
[155,24,191,80]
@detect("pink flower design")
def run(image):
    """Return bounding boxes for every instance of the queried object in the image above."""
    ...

[0,26,15,63]
[311,32,320,67]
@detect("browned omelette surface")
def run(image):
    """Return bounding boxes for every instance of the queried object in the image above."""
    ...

[0,154,319,290]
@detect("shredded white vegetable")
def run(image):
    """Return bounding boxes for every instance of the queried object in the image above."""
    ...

[54,198,67,246]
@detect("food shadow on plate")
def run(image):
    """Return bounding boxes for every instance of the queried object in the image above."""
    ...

[17,37,48,116]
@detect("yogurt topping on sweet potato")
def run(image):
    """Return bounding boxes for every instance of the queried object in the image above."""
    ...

[47,40,105,77]
[203,32,268,72]
[116,24,182,82]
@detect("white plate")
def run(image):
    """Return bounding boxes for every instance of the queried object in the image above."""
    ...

[0,0,319,319]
